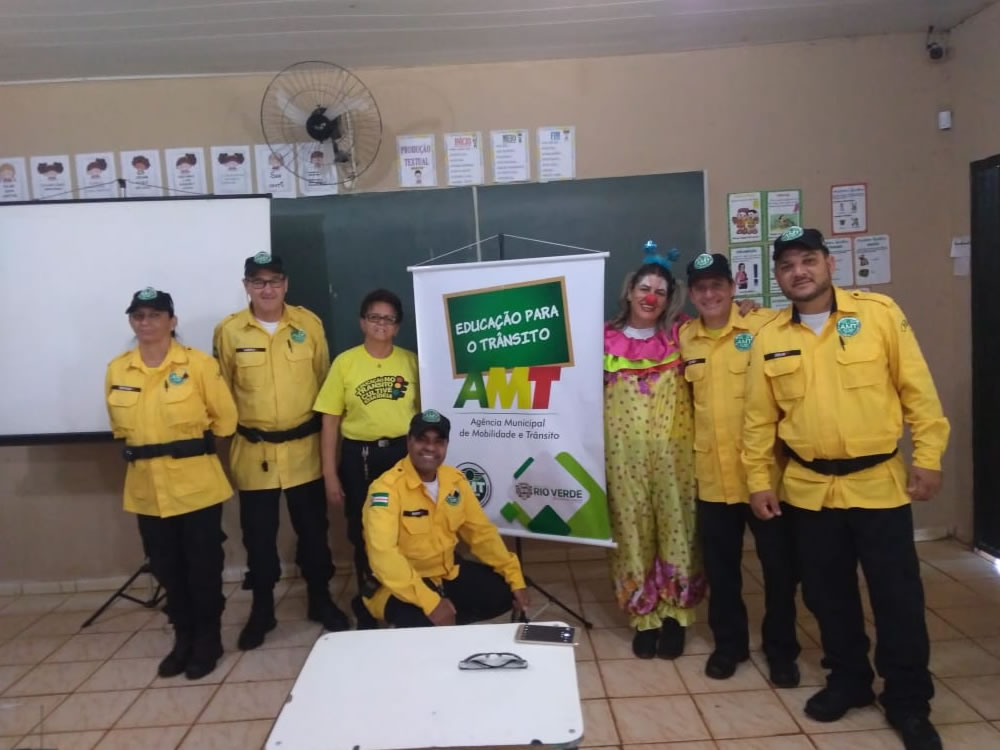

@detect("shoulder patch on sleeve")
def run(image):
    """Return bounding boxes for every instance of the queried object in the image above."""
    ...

[369,491,390,507]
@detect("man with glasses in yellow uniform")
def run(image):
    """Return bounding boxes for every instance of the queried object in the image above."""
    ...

[214,252,348,650]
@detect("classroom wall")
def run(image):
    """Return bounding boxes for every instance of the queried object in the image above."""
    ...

[0,27,984,585]
[948,2,1000,542]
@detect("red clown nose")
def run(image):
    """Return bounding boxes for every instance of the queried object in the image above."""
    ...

[642,293,659,306]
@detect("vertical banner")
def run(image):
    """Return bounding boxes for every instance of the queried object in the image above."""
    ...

[410,254,613,547]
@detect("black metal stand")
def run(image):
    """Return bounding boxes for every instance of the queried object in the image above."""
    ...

[514,538,593,629]
[80,561,164,629]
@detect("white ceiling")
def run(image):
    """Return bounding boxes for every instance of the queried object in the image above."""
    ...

[0,0,992,83]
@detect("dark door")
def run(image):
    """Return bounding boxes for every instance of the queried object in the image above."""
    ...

[971,154,1000,558]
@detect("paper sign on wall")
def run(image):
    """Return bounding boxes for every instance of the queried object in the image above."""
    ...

[254,144,296,199]
[729,246,764,296]
[832,183,867,234]
[853,234,891,285]
[397,134,437,188]
[30,154,73,201]
[444,132,484,186]
[537,126,575,181]
[119,150,163,197]
[296,142,338,196]
[491,129,530,183]
[0,157,30,202]
[164,147,207,195]
[210,145,253,195]
[728,192,763,243]
[825,237,854,287]
[766,189,801,240]
[74,152,118,200]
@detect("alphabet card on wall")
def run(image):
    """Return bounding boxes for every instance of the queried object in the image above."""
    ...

[75,152,118,199]
[165,147,207,195]
[119,150,164,197]
[30,154,72,200]
[0,157,30,202]
[211,145,253,195]
[853,234,891,285]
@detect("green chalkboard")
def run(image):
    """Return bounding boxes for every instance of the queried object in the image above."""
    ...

[271,172,705,358]
[476,172,706,319]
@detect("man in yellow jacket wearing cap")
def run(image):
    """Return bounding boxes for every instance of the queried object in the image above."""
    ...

[214,252,348,650]
[743,227,950,750]
[362,409,530,627]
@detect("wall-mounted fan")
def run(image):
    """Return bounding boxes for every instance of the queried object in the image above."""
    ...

[261,61,383,188]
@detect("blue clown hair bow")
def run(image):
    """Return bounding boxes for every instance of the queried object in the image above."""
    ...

[642,240,680,271]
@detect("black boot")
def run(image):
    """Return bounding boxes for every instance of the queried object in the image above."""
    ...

[157,628,194,678]
[351,595,378,630]
[185,623,223,680]
[238,588,277,651]
[657,617,686,660]
[307,588,350,632]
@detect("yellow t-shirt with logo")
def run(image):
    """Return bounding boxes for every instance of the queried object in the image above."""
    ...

[313,345,419,441]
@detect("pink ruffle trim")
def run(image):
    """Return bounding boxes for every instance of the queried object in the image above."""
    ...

[603,318,688,362]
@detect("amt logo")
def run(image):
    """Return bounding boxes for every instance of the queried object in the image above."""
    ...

[458,462,492,507]
[453,366,561,410]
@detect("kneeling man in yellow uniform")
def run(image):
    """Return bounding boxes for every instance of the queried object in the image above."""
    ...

[362,409,530,627]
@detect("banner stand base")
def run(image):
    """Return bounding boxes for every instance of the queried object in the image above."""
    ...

[513,538,594,630]
[80,560,164,629]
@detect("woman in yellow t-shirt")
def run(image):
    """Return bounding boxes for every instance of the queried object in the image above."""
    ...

[105,288,237,680]
[314,289,419,627]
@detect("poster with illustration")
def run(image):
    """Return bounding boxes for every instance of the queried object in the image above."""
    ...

[766,189,802,240]
[296,142,338,196]
[210,145,253,195]
[397,134,438,188]
[728,191,762,243]
[30,155,73,201]
[74,152,118,199]
[832,183,867,234]
[253,144,296,198]
[853,234,891,285]
[0,157,29,202]
[119,150,164,197]
[164,147,207,195]
[826,237,855,287]
[729,246,764,296]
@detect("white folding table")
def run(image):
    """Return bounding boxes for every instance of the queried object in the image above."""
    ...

[266,622,584,750]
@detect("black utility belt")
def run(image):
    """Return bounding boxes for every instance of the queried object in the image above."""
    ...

[787,447,898,477]
[237,414,321,444]
[123,431,215,463]
[343,435,406,449]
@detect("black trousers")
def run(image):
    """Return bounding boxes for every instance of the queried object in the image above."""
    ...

[239,478,334,592]
[137,502,226,632]
[697,500,800,665]
[339,436,408,589]
[384,560,513,628]
[789,504,933,720]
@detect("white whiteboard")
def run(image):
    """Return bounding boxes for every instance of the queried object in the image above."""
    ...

[0,197,270,437]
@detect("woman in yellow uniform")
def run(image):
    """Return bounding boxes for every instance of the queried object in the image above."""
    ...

[105,287,238,680]
[314,289,419,627]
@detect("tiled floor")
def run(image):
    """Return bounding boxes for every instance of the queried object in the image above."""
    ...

[1,539,999,749]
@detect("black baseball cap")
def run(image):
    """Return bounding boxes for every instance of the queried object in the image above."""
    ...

[686,253,732,285]
[772,227,828,261]
[244,251,284,277]
[409,409,451,440]
[126,287,174,315]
